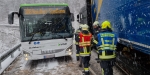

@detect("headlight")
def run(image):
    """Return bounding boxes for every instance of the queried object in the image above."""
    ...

[66,45,73,51]
[66,45,73,55]
[25,58,28,61]
[23,51,30,57]
[68,49,71,52]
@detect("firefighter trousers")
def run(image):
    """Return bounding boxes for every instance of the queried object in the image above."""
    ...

[76,45,80,61]
[82,56,90,75]
[100,60,114,75]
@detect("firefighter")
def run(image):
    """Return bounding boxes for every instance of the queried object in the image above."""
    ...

[75,24,83,61]
[93,21,117,75]
[93,21,101,37]
[79,24,92,75]
[92,21,101,51]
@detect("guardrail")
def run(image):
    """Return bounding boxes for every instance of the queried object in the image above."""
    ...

[0,24,19,28]
[0,44,21,74]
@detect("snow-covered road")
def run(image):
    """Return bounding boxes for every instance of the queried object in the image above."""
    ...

[2,44,83,75]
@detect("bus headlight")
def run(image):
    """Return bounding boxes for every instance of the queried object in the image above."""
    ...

[66,45,73,55]
[23,51,30,57]
[25,58,28,61]
[68,49,71,52]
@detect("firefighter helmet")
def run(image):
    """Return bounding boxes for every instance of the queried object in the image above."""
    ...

[101,21,112,29]
[93,21,99,26]
[81,24,89,30]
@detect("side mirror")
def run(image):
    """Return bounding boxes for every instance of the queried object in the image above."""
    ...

[8,12,19,24]
[77,14,81,23]
[77,14,79,22]
[8,13,14,24]
[77,14,83,23]
[77,14,79,19]
[71,13,74,21]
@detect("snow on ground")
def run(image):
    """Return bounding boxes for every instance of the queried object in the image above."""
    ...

[0,24,20,56]
[2,54,83,75]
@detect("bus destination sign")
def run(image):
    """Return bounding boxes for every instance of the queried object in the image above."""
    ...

[24,8,66,15]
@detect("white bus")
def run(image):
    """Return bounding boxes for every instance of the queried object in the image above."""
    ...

[8,3,74,60]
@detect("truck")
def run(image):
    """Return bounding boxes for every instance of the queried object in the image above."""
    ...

[8,3,74,60]
[77,0,150,75]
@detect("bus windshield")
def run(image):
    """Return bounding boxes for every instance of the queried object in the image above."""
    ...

[19,7,73,42]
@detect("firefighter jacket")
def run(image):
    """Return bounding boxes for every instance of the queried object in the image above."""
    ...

[93,26,101,38]
[75,29,81,45]
[93,30,117,60]
[79,30,92,56]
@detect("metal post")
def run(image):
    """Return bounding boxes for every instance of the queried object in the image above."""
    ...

[86,0,93,34]
[11,52,14,58]
[18,47,20,51]
[0,58,1,69]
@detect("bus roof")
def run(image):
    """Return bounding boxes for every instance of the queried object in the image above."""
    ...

[20,3,68,7]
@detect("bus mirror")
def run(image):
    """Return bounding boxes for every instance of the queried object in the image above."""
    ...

[71,13,74,21]
[8,13,14,24]
[77,14,80,22]
[8,12,19,24]
[77,14,79,19]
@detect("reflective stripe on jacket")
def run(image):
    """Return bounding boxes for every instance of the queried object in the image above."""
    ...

[97,32,117,59]
[79,32,92,47]
[80,46,91,56]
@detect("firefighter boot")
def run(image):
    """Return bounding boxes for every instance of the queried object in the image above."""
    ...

[84,71,90,75]
[76,56,79,61]
[79,63,82,67]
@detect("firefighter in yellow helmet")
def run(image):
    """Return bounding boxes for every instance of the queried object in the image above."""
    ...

[93,21,118,75]
[79,24,92,75]
[75,24,83,61]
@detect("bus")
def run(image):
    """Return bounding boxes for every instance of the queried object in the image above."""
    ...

[8,3,74,60]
